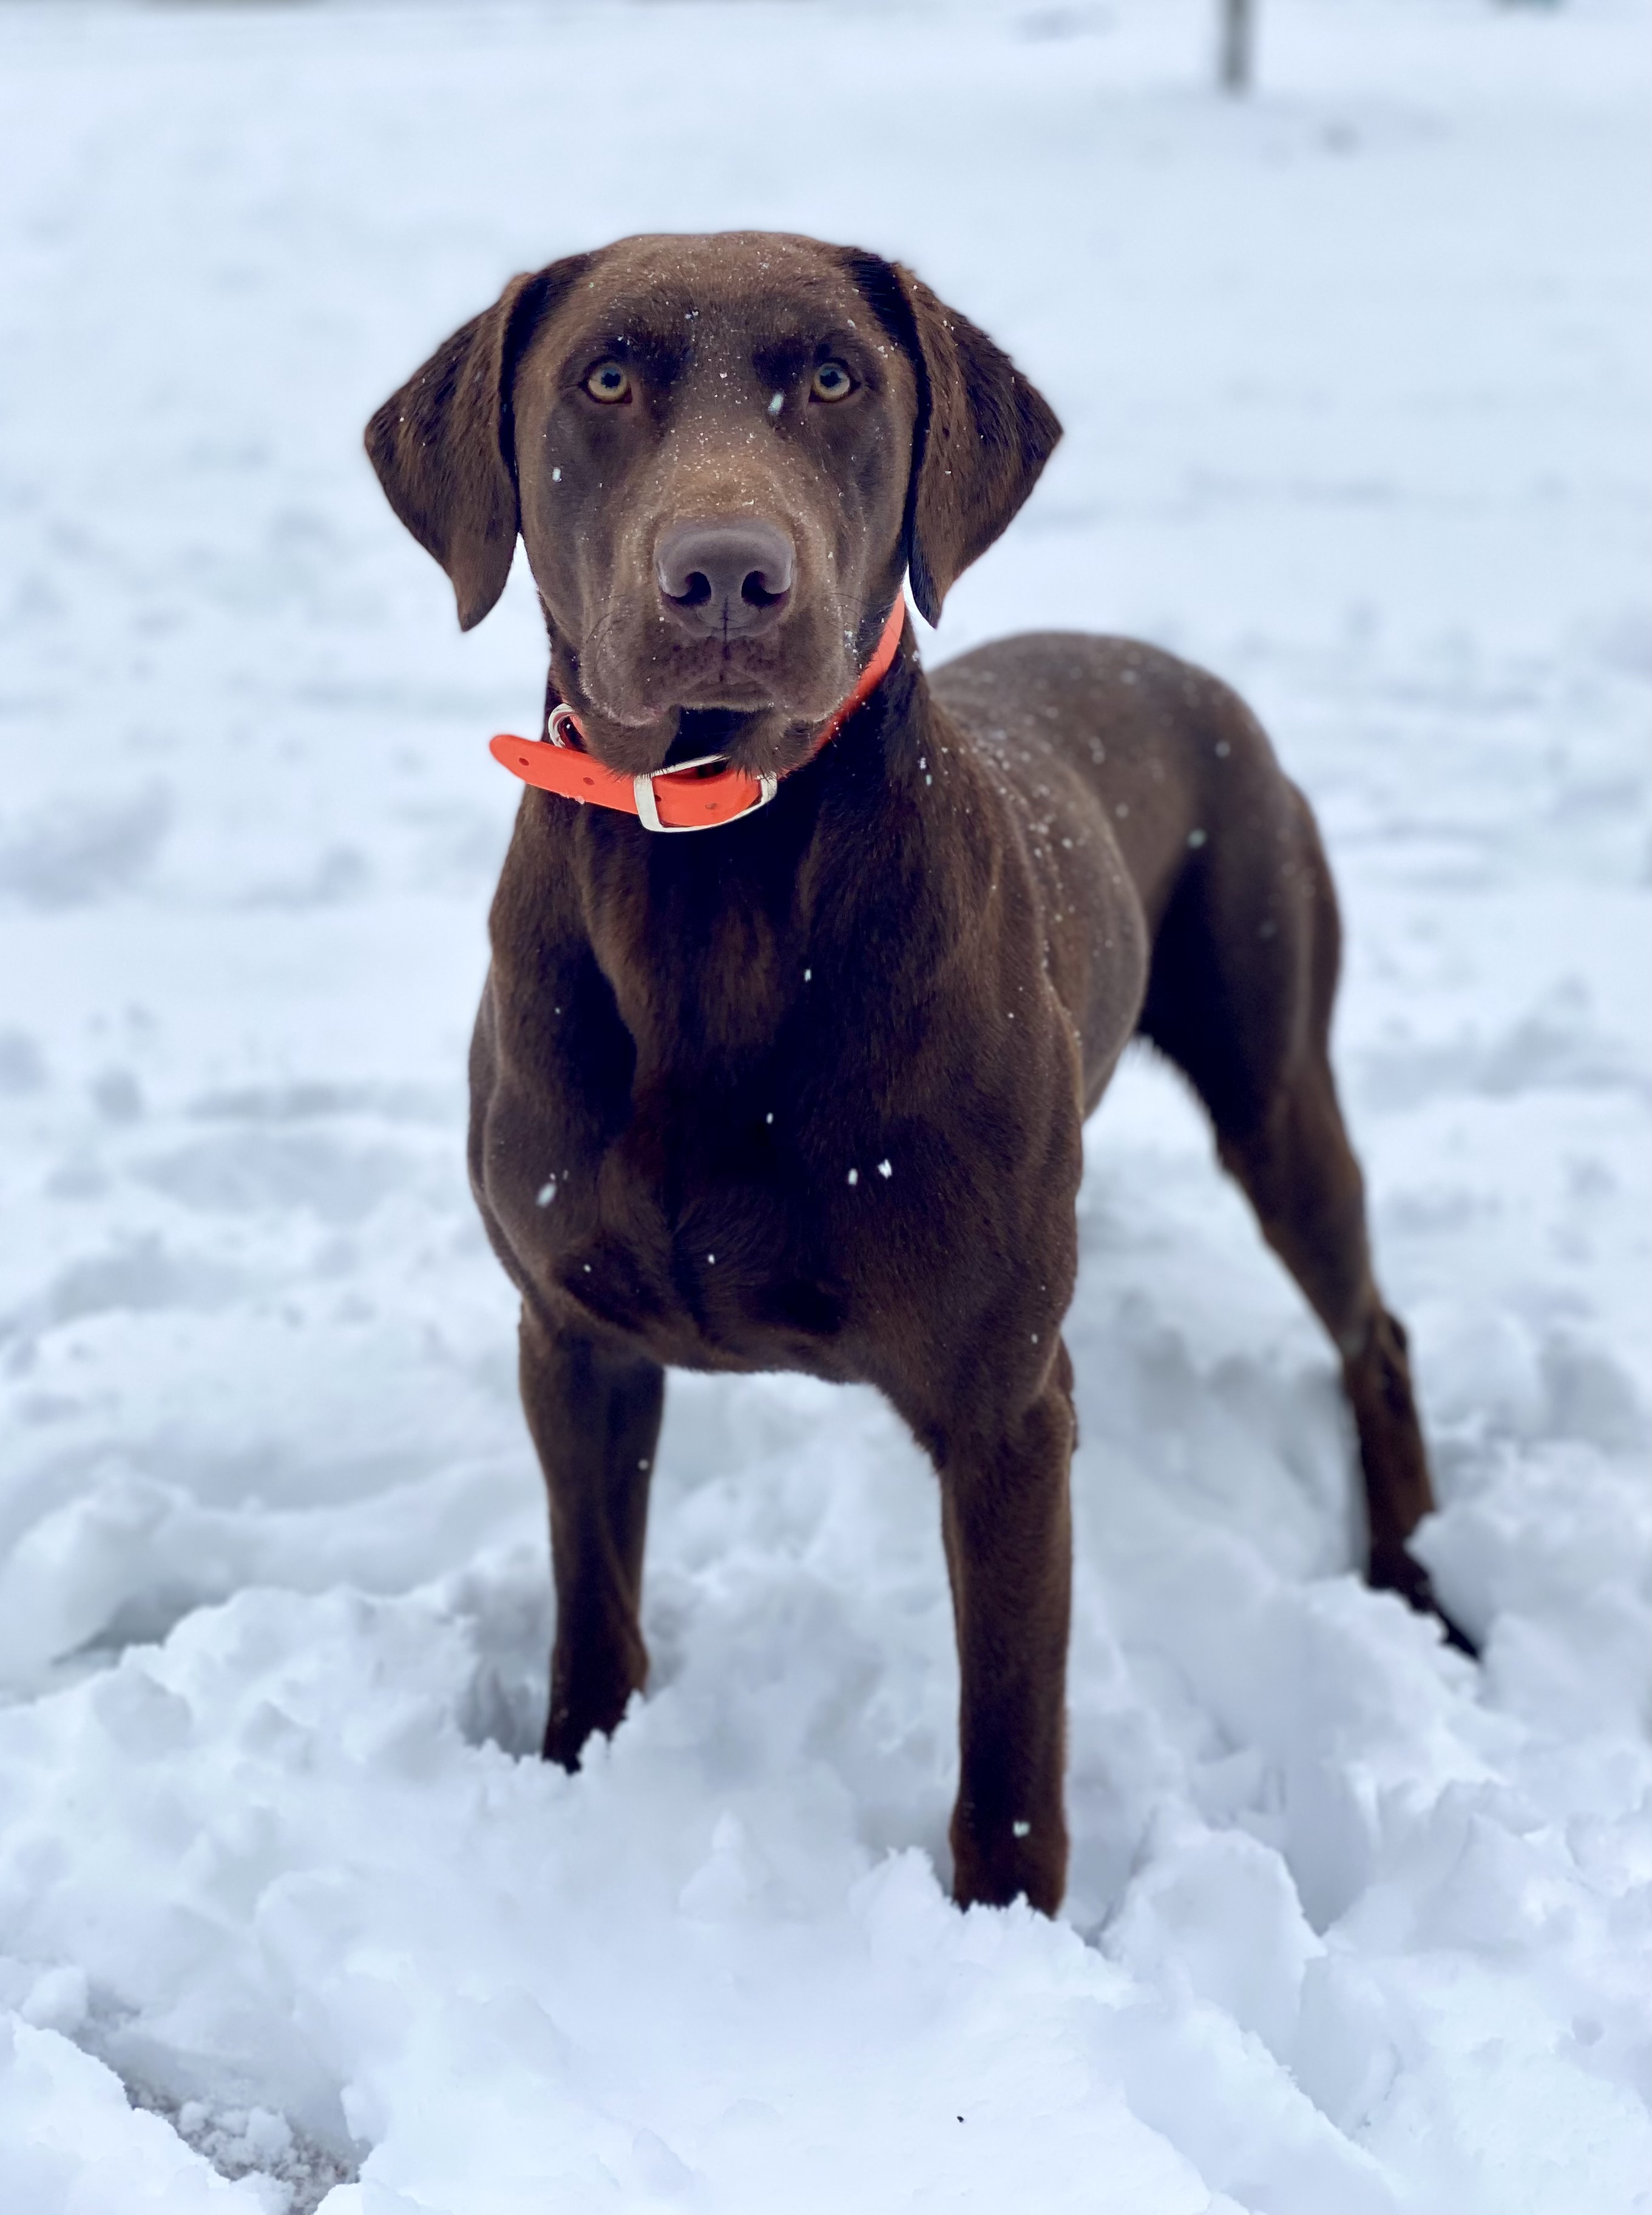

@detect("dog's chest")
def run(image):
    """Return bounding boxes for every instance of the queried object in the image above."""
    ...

[530,1069,866,1371]
[479,789,1087,1375]
[484,962,866,1371]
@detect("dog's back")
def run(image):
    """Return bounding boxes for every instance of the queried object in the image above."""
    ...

[932,631,1329,1120]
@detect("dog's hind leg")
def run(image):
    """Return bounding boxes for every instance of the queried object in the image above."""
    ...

[518,1303,665,1765]
[1137,778,1474,1653]
[1211,1051,1472,1648]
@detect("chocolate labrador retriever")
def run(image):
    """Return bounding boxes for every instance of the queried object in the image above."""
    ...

[366,231,1466,1915]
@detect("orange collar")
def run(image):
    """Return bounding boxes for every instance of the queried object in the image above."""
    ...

[489,594,908,833]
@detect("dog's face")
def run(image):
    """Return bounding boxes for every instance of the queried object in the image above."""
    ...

[367,232,1059,778]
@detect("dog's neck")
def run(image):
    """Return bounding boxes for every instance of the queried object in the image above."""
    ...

[529,639,943,1070]
[532,593,909,811]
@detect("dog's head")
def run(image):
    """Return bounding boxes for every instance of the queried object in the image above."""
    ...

[366,232,1059,777]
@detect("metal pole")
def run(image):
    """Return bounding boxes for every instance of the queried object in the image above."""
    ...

[1220,0,1254,94]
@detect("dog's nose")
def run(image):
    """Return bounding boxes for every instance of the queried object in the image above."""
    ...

[655,519,795,636]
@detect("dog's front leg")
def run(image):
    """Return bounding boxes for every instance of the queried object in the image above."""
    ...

[936,1344,1076,1915]
[518,1304,664,1768]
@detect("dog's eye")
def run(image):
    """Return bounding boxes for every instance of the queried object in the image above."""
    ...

[583,361,632,404]
[810,361,855,402]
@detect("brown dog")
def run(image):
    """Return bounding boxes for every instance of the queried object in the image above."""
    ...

[367,231,1467,1916]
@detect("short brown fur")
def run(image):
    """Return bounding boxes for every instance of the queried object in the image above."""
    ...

[367,231,1468,1916]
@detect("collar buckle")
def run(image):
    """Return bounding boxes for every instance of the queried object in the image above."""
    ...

[632,753,779,834]
[509,592,905,831]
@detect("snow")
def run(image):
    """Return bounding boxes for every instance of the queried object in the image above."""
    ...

[1,0,1649,2207]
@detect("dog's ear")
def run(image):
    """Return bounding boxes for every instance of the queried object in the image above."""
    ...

[365,255,591,631]
[845,254,1061,626]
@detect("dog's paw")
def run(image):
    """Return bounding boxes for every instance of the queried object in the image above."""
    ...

[1369,1544,1480,1661]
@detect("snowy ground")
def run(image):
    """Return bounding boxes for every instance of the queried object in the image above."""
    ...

[1,0,1650,2208]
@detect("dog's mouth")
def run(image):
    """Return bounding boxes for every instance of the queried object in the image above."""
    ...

[665,706,754,762]
[577,619,850,750]
[664,706,773,765]
[664,704,829,781]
